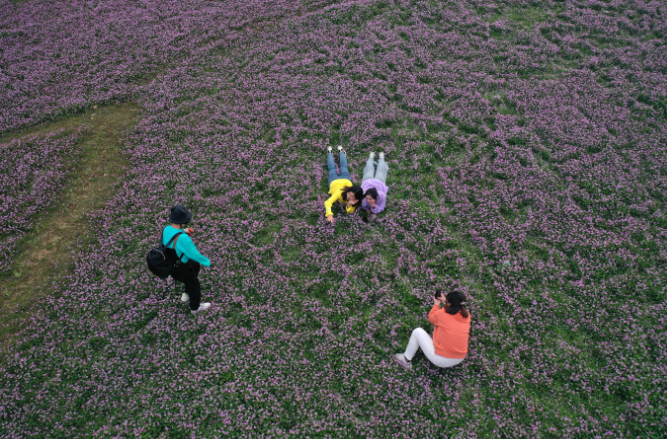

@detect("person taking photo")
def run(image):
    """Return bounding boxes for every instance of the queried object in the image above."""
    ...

[395,289,471,369]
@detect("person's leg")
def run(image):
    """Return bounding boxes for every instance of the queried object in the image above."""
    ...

[362,155,376,182]
[171,263,188,301]
[338,152,352,181]
[327,153,339,186]
[183,262,202,311]
[404,327,430,361]
[406,327,465,368]
[374,157,389,184]
[431,356,465,368]
[190,260,201,276]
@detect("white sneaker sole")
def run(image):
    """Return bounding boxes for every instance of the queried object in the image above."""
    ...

[192,303,211,313]
[181,294,189,302]
[394,353,413,369]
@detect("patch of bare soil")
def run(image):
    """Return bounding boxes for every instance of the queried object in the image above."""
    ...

[0,103,141,344]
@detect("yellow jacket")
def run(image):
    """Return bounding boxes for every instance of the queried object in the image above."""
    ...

[325,178,356,217]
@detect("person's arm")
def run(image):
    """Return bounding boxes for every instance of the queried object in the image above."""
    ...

[324,192,340,218]
[428,304,442,326]
[372,192,386,213]
[177,235,211,267]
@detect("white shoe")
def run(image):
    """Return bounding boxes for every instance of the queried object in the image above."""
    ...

[379,152,385,160]
[394,353,412,369]
[181,293,189,302]
[327,146,332,153]
[369,152,376,159]
[337,145,345,153]
[192,302,211,313]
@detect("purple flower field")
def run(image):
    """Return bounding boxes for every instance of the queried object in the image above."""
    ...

[1,0,666,437]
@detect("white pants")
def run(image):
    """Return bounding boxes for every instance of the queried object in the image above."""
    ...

[404,328,464,368]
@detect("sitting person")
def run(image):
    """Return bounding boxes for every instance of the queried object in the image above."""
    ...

[395,290,471,369]
[324,145,363,224]
[361,151,389,221]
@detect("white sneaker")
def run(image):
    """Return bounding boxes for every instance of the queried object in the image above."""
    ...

[337,145,345,153]
[327,146,332,153]
[181,293,189,302]
[192,302,211,313]
[394,353,412,369]
[369,152,376,159]
[379,152,385,160]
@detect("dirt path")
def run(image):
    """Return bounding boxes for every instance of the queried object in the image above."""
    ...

[0,103,141,344]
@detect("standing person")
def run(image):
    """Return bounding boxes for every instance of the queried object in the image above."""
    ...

[324,145,363,224]
[164,205,212,313]
[360,151,389,221]
[395,290,471,369]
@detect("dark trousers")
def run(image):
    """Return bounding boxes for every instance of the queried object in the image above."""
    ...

[171,260,201,310]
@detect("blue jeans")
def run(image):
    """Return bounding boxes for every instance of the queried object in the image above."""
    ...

[327,152,351,185]
[362,157,389,183]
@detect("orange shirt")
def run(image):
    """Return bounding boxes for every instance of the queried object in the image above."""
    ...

[428,305,471,359]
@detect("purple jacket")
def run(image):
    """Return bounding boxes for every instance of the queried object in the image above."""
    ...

[361,179,388,213]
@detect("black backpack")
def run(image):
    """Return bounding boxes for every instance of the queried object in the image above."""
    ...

[146,227,185,279]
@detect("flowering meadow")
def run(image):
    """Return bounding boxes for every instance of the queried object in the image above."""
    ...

[0,132,84,273]
[1,0,666,437]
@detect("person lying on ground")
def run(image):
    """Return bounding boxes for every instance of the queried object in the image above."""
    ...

[395,289,471,369]
[324,145,363,224]
[164,204,212,313]
[360,151,389,222]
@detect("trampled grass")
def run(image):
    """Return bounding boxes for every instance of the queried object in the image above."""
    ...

[0,0,666,438]
[0,104,140,343]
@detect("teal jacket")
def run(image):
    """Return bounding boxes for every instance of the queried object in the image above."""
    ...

[162,226,211,267]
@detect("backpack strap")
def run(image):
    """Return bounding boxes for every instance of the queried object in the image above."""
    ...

[172,233,185,263]
[164,230,183,249]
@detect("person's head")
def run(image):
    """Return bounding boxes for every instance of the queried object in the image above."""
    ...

[364,188,378,208]
[169,204,192,228]
[342,185,364,209]
[445,289,469,318]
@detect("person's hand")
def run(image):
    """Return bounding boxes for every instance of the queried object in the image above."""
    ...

[326,215,335,224]
[434,296,442,305]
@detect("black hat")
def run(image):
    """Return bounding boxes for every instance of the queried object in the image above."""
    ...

[169,205,192,224]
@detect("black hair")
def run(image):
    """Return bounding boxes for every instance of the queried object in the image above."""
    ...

[364,187,378,201]
[341,185,364,210]
[445,290,469,318]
